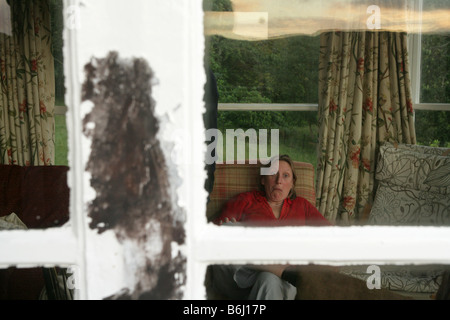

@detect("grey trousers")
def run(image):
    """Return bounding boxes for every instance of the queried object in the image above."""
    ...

[209,265,297,300]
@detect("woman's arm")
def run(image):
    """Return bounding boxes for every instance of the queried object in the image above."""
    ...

[213,193,249,225]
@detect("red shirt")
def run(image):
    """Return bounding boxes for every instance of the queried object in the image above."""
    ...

[214,190,332,227]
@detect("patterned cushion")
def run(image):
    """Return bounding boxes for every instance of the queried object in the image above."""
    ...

[383,141,450,157]
[376,143,450,194]
[206,161,316,221]
[368,143,450,226]
[340,264,446,294]
[368,182,450,225]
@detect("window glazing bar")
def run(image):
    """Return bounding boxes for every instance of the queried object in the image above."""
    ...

[55,105,68,115]
[414,103,450,111]
[218,103,318,111]
[218,103,449,112]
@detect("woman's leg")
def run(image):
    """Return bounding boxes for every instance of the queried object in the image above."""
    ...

[208,265,251,299]
[247,271,297,300]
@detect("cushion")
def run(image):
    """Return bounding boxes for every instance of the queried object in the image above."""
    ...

[375,143,450,195]
[0,212,28,230]
[206,161,316,221]
[340,264,446,294]
[367,182,450,226]
[382,141,450,156]
[368,143,450,226]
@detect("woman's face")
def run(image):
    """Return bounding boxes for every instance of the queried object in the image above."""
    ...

[261,160,294,203]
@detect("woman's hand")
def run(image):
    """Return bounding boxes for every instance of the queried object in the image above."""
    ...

[219,217,237,225]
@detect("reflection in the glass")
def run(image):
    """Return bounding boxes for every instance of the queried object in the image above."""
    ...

[0,0,71,300]
[204,0,449,227]
[206,264,450,300]
[0,0,69,226]
[0,164,70,230]
[0,265,76,300]
[204,0,450,40]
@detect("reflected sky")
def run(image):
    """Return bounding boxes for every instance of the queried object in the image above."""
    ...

[205,0,450,40]
[2,0,448,40]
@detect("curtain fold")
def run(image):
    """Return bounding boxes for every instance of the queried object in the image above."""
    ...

[0,0,55,166]
[316,31,416,225]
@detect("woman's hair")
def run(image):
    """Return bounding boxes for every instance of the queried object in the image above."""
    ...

[259,154,297,199]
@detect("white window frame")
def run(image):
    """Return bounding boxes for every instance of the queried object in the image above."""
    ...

[1,0,449,302]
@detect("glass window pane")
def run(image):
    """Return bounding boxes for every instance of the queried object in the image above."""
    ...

[50,1,68,166]
[207,35,320,104]
[55,114,68,166]
[216,110,318,167]
[419,0,449,104]
[50,0,65,107]
[415,110,450,148]
[420,33,449,104]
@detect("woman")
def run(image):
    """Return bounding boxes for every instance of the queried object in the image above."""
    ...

[210,155,332,300]
[213,154,331,227]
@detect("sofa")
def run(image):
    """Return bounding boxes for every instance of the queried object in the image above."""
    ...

[0,164,70,300]
[341,142,450,299]
[204,144,450,300]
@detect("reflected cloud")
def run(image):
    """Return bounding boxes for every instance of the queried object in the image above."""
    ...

[204,0,450,40]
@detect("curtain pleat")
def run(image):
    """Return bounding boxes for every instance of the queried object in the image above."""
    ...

[316,31,416,225]
[0,0,55,166]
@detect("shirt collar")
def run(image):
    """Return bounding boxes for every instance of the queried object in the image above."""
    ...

[254,190,293,205]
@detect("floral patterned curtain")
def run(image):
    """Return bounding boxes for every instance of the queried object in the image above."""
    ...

[316,31,416,225]
[0,0,55,166]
